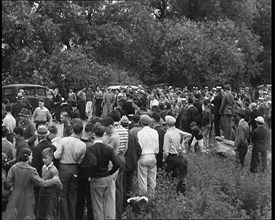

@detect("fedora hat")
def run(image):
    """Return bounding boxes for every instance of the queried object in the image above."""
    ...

[35,125,50,136]
[255,116,265,124]
[18,108,30,117]
[120,115,131,127]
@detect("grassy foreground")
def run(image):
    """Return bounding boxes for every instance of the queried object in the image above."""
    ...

[125,150,271,219]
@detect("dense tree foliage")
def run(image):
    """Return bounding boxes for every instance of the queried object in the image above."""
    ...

[2,0,271,90]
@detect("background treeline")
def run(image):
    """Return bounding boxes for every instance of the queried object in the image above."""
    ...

[2,0,271,91]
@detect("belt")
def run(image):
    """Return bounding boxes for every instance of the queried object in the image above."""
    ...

[60,163,78,165]
[169,153,178,156]
[141,153,155,156]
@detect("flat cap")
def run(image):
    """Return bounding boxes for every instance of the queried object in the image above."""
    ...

[165,115,176,125]
[140,115,151,125]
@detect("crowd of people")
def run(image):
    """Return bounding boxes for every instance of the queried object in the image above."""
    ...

[1,83,272,220]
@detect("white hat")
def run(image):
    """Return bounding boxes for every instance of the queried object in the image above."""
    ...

[255,116,265,124]
[165,115,176,125]
[35,125,50,136]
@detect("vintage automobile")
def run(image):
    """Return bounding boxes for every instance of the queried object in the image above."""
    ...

[2,84,52,111]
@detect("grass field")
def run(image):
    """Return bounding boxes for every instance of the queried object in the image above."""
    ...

[125,151,271,219]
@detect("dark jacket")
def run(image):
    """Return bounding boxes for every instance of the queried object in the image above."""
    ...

[251,125,269,150]
[154,125,166,168]
[179,106,188,132]
[201,107,212,127]
[87,142,120,178]
[211,93,223,115]
[79,138,97,180]
[249,109,259,132]
[124,126,142,171]
[194,100,202,127]
[31,139,57,177]
[19,120,36,150]
[219,91,234,115]
[244,107,251,122]
[187,105,199,132]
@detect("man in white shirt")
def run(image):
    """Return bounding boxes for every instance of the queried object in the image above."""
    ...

[2,104,16,144]
[54,118,86,220]
[163,115,192,195]
[137,115,159,198]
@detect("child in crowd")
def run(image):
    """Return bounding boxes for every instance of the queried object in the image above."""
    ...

[190,122,205,153]
[37,148,62,220]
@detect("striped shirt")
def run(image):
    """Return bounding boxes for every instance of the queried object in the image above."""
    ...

[114,123,128,155]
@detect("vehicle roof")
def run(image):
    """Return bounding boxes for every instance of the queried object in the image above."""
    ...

[107,85,142,90]
[2,84,46,88]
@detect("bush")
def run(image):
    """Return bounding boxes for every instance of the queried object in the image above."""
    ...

[126,152,271,219]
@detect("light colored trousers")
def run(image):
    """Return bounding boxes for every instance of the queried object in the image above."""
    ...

[191,137,205,152]
[90,174,115,220]
[85,101,93,119]
[202,125,211,150]
[137,154,157,198]
[102,104,113,117]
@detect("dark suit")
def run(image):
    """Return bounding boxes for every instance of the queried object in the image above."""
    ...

[123,126,142,207]
[187,105,198,133]
[219,91,234,140]
[250,125,269,173]
[76,138,95,220]
[249,109,259,132]
[211,92,223,136]
[193,100,202,127]
[154,125,166,169]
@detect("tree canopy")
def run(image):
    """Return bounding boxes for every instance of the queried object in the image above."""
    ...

[2,0,271,90]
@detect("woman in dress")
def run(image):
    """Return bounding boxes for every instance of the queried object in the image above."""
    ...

[3,148,61,220]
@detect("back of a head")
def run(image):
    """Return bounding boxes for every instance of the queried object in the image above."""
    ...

[194,93,200,99]
[100,117,114,127]
[110,110,121,122]
[71,118,83,134]
[140,115,151,126]
[2,126,8,138]
[85,122,95,133]
[152,105,160,113]
[5,103,12,112]
[93,123,105,137]
[89,116,101,125]
[48,125,58,135]
[224,84,231,91]
[13,126,24,136]
[188,97,193,104]
[18,148,32,162]
[151,112,161,123]
[131,115,140,124]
